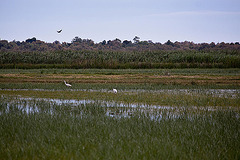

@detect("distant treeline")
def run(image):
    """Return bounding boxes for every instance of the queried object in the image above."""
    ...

[0,37,240,69]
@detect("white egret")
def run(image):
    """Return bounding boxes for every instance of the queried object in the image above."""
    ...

[64,80,72,87]
[113,88,117,94]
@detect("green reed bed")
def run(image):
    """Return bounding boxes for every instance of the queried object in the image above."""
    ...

[0,96,239,159]
[1,50,240,69]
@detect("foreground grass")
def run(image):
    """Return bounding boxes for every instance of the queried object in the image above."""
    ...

[0,96,239,159]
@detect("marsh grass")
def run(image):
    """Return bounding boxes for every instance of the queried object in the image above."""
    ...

[1,68,239,87]
[1,89,239,108]
[0,96,239,159]
[1,50,240,69]
[0,82,240,91]
[0,68,239,159]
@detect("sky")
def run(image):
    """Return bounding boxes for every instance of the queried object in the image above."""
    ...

[0,0,240,43]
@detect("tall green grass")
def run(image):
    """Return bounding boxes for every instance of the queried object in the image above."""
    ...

[1,50,240,68]
[0,96,239,159]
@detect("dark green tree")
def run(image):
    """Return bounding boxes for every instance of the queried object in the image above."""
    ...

[133,36,140,44]
[26,37,36,43]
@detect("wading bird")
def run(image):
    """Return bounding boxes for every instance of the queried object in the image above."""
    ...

[64,80,72,87]
[57,29,62,33]
[113,88,117,94]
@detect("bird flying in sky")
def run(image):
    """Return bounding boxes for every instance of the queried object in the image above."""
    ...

[57,29,62,33]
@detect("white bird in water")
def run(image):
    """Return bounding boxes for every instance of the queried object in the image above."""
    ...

[64,80,72,87]
[57,29,62,33]
[113,88,117,94]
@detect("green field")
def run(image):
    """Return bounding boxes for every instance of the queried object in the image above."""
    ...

[0,69,240,159]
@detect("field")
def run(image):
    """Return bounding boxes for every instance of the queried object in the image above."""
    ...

[0,68,240,159]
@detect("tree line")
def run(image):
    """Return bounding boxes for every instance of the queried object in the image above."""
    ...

[1,36,240,53]
[0,36,239,69]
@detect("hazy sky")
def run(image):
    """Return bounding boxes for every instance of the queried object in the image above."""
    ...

[1,0,240,43]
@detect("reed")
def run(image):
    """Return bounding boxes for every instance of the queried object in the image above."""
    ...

[1,50,240,69]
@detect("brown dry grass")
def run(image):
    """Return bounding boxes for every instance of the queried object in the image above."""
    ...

[0,73,239,85]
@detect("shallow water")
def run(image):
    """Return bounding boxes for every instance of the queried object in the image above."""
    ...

[1,95,239,120]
